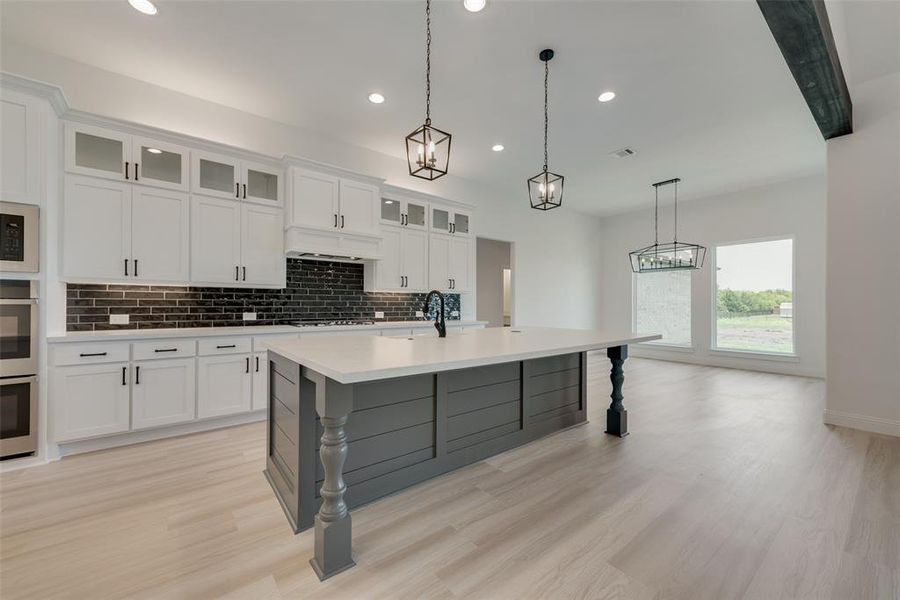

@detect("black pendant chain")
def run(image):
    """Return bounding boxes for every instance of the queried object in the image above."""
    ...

[543,58,549,172]
[425,0,432,125]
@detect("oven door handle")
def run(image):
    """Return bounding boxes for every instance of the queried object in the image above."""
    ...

[0,375,38,385]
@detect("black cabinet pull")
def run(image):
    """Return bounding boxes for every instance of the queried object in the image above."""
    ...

[154,348,178,353]
[341,215,345,229]
[236,182,240,198]
[242,266,246,281]
[216,344,236,349]
[334,213,338,228]
[134,259,138,277]
[125,161,130,180]
[80,352,108,357]
[122,366,126,386]
[124,259,129,276]
[255,356,260,372]
[245,357,250,373]
[135,365,141,385]
[243,183,247,199]
[235,265,239,281]
[134,163,139,181]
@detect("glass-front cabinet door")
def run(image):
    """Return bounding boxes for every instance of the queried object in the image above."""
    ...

[242,161,282,207]
[381,197,402,226]
[192,151,240,200]
[132,137,189,192]
[431,207,451,234]
[65,123,131,181]
[452,211,470,236]
[406,201,427,229]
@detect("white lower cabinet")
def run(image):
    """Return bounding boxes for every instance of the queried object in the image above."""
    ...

[131,358,196,429]
[197,354,252,418]
[54,362,131,442]
[252,352,268,411]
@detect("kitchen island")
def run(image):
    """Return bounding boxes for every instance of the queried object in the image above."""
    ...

[263,326,660,580]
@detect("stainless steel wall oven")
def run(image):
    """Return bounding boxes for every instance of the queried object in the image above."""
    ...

[0,280,38,458]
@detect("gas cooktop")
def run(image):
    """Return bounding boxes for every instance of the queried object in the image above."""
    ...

[290,319,376,328]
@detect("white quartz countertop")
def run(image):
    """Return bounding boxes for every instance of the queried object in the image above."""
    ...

[47,321,487,343]
[266,327,661,384]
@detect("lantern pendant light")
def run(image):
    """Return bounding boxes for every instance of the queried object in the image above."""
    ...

[528,49,564,210]
[405,0,451,181]
[629,178,707,273]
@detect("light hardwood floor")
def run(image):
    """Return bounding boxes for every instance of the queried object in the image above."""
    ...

[2,357,897,599]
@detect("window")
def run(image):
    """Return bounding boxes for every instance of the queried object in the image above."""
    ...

[633,270,692,346]
[714,238,794,354]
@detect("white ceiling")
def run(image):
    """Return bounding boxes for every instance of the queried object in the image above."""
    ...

[1,0,828,216]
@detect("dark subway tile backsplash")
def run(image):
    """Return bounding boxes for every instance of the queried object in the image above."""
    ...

[66,258,460,331]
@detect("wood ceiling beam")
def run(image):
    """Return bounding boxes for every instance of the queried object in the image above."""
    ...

[757,0,853,139]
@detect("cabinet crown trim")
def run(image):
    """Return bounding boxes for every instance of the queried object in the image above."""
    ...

[381,184,475,210]
[285,156,384,186]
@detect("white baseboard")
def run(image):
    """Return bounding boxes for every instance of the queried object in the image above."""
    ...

[823,409,900,437]
[55,410,267,458]
[628,346,825,379]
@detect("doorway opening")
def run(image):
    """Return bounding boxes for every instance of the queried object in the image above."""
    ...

[476,238,513,327]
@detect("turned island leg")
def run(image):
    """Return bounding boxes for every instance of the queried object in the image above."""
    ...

[605,345,629,437]
[308,374,355,580]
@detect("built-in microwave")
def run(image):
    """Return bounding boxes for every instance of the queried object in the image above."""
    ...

[0,201,39,273]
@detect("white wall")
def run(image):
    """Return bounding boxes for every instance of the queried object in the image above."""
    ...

[825,72,900,437]
[0,41,604,330]
[597,174,826,378]
[476,238,511,328]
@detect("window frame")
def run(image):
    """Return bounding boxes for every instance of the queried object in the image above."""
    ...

[710,234,798,359]
[631,269,695,350]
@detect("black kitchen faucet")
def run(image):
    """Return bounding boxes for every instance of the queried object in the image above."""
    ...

[423,290,447,338]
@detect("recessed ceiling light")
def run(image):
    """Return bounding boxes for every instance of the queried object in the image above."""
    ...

[492,144,504,152]
[463,0,486,12]
[598,91,616,103]
[146,147,162,154]
[367,92,385,104]
[128,0,158,15]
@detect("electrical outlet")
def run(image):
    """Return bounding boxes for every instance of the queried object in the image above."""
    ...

[109,314,129,325]
[242,312,257,321]
[374,311,385,319]
[415,310,424,318]
[450,311,460,317]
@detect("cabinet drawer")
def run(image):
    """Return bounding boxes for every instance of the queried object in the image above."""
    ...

[132,339,196,361]
[53,342,130,366]
[197,336,252,356]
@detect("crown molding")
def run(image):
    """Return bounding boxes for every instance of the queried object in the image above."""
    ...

[381,183,474,210]
[283,155,385,187]
[0,72,69,115]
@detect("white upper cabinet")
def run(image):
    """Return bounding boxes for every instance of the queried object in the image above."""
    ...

[430,205,470,236]
[240,203,285,286]
[404,228,429,291]
[192,150,240,200]
[449,236,471,291]
[66,123,130,182]
[63,175,190,284]
[191,195,242,285]
[381,197,428,230]
[428,233,471,292]
[374,226,402,290]
[338,180,379,235]
[242,161,283,207]
[290,169,339,230]
[192,152,283,206]
[63,175,132,281]
[289,168,379,236]
[131,187,190,283]
[132,136,189,192]
[1,90,42,205]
